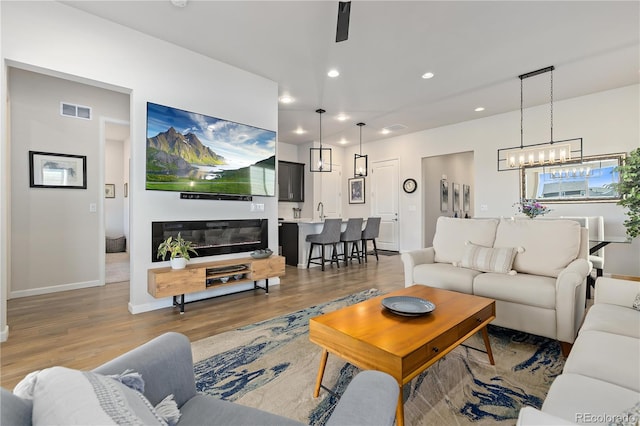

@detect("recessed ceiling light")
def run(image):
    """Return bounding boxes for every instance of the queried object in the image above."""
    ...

[279,95,294,104]
[170,0,188,7]
[327,69,340,78]
[381,128,391,135]
[421,72,435,79]
[335,113,349,121]
[339,138,348,145]
[474,107,485,112]
[294,128,306,135]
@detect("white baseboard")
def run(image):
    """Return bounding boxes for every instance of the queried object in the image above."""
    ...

[9,280,102,299]
[128,299,172,314]
[0,325,8,342]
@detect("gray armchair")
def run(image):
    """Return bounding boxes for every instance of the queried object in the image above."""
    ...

[1,332,399,426]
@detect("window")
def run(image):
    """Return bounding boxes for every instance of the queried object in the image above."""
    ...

[520,153,625,203]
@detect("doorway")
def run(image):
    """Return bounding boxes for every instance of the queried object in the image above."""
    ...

[422,151,474,246]
[104,121,130,284]
[8,66,130,297]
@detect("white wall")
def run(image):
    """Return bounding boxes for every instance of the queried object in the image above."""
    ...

[1,2,279,322]
[342,84,640,276]
[277,142,299,163]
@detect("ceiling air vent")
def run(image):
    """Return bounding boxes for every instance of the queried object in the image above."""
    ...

[383,124,407,132]
[60,102,92,120]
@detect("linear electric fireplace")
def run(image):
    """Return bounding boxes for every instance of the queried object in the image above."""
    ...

[151,219,268,262]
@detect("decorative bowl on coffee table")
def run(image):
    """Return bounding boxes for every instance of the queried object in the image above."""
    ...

[381,296,435,316]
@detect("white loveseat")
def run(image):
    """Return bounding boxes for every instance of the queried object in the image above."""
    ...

[517,277,640,425]
[401,217,591,350]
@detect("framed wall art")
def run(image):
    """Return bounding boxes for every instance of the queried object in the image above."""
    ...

[348,177,365,204]
[29,151,87,189]
[440,179,448,212]
[105,184,115,198]
[453,183,461,211]
[463,184,471,212]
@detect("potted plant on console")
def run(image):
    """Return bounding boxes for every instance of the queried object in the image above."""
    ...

[157,233,198,270]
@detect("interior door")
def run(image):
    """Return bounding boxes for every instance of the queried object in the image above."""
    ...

[321,164,342,218]
[370,159,399,251]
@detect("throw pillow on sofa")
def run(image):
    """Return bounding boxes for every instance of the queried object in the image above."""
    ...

[613,401,640,426]
[494,219,581,278]
[432,217,499,264]
[13,367,180,426]
[457,241,520,275]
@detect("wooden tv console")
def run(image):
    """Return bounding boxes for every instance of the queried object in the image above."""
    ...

[148,255,285,313]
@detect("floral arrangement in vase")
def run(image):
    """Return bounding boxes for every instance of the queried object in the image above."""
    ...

[514,199,551,219]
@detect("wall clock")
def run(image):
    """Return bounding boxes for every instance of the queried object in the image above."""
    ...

[403,178,417,193]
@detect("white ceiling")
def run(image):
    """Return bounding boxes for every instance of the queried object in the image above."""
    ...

[63,1,640,147]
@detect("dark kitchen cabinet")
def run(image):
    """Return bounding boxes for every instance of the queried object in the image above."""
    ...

[278,161,305,202]
[279,222,299,266]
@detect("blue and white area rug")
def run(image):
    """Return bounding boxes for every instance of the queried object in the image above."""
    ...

[192,289,564,425]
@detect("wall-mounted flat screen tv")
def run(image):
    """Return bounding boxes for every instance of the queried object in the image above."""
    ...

[146,102,276,196]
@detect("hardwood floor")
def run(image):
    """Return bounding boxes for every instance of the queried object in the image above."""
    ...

[0,254,405,389]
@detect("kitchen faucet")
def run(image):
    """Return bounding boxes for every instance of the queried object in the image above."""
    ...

[317,202,324,220]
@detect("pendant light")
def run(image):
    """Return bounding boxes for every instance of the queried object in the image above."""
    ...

[354,122,367,177]
[497,66,582,171]
[310,108,332,172]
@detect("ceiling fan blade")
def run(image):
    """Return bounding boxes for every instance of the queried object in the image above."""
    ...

[336,1,351,42]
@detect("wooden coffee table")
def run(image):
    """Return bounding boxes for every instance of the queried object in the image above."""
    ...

[309,285,496,426]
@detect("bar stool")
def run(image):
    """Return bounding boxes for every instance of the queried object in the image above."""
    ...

[361,217,381,263]
[339,218,364,266]
[306,218,342,271]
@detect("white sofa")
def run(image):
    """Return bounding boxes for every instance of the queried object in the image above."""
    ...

[517,277,640,425]
[545,216,605,299]
[401,217,591,350]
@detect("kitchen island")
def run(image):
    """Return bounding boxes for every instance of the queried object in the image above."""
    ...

[279,218,366,268]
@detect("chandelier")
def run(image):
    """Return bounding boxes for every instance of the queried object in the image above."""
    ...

[497,66,582,171]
